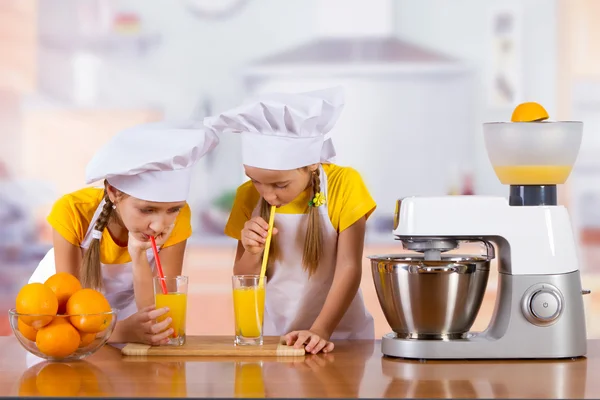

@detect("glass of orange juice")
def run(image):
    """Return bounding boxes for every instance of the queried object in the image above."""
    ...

[153,276,188,346]
[232,275,266,346]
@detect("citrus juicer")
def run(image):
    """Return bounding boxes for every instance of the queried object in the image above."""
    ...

[369,119,590,359]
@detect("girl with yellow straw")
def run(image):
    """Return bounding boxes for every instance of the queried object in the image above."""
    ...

[204,87,376,354]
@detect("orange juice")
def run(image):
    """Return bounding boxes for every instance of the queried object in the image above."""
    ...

[493,165,573,185]
[155,293,187,337]
[153,362,187,397]
[233,286,265,338]
[234,362,265,398]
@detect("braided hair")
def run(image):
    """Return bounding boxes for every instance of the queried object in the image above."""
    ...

[302,168,323,276]
[80,189,114,290]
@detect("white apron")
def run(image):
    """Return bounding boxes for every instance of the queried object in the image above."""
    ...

[28,199,157,322]
[260,166,374,340]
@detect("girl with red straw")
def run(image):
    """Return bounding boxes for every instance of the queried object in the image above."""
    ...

[27,121,219,345]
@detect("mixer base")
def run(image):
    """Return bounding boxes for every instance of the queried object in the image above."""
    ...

[381,332,586,360]
[395,332,467,340]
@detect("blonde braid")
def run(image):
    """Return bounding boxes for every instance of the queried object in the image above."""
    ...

[81,192,114,290]
[302,169,323,276]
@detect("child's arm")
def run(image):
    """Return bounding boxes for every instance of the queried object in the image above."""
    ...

[225,182,268,275]
[233,241,262,275]
[232,216,279,275]
[285,216,366,353]
[52,229,83,277]
[310,216,366,338]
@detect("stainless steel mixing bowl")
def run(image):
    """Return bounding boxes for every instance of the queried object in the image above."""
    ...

[369,254,490,339]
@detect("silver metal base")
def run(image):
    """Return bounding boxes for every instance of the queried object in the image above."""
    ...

[396,332,467,340]
[381,271,588,359]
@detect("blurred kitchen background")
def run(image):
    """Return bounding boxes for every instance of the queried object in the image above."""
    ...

[1,0,599,339]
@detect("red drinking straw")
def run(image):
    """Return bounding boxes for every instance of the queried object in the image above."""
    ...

[150,236,168,294]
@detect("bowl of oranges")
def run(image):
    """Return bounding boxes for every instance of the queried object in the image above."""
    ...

[9,272,117,362]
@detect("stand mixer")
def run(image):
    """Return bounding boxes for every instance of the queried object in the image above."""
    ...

[369,117,590,359]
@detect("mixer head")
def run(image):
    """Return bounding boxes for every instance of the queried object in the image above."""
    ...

[399,237,495,261]
[401,238,459,261]
[393,200,460,260]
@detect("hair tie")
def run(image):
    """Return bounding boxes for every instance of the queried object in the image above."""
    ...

[91,229,103,240]
[309,192,326,207]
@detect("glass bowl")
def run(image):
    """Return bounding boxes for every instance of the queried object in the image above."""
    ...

[9,308,117,362]
[483,121,583,185]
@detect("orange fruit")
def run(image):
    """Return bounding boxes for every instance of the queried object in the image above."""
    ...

[66,289,112,333]
[36,363,82,396]
[15,283,58,329]
[79,332,96,347]
[71,362,104,395]
[44,272,82,314]
[17,364,40,396]
[35,317,81,358]
[17,317,38,342]
[511,102,549,122]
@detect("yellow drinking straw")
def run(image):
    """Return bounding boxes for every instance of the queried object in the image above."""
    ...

[259,205,276,286]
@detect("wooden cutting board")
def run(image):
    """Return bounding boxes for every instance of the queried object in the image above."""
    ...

[121,336,305,357]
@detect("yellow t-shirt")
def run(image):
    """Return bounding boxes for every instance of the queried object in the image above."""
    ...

[224,164,377,240]
[47,187,192,264]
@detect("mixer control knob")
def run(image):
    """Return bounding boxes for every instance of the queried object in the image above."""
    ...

[530,290,560,320]
[521,284,564,326]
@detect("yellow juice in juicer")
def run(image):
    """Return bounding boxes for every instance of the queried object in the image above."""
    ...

[492,165,573,185]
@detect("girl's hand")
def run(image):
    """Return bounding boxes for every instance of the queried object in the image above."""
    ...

[128,223,175,257]
[120,305,174,345]
[241,216,278,255]
[283,330,335,354]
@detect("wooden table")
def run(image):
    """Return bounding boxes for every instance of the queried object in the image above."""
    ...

[0,336,598,398]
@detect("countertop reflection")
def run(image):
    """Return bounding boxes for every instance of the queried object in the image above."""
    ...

[0,336,597,398]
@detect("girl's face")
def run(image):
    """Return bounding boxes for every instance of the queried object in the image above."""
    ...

[244,164,319,207]
[107,185,185,242]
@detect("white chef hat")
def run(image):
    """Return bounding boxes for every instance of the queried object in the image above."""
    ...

[85,120,219,202]
[203,86,344,170]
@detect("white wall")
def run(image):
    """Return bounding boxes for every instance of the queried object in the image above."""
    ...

[117,0,316,117]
